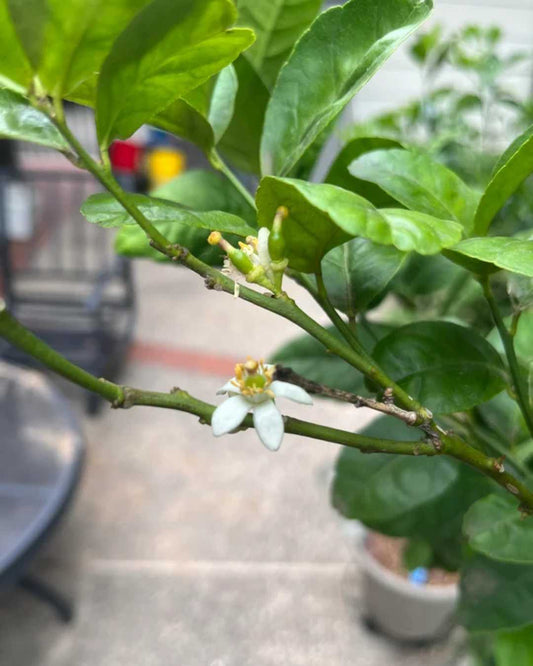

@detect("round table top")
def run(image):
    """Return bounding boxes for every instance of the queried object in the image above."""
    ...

[0,361,85,579]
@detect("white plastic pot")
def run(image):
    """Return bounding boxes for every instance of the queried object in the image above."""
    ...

[360,538,459,642]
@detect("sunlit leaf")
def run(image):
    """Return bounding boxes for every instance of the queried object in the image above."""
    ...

[260,0,432,176]
[96,0,254,147]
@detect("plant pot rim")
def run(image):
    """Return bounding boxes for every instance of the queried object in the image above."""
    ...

[361,535,459,601]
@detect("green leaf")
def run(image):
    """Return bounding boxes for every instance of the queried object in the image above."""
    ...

[102,180,255,266]
[153,64,238,153]
[206,64,238,142]
[153,99,214,154]
[459,554,533,632]
[153,169,256,225]
[218,55,270,174]
[271,322,389,395]
[96,0,254,147]
[372,321,507,414]
[474,124,533,236]
[447,237,533,278]
[237,0,322,89]
[82,191,255,234]
[0,88,69,150]
[7,0,151,97]
[464,495,533,564]
[256,177,462,273]
[260,0,432,176]
[321,237,407,315]
[348,148,479,232]
[325,136,403,207]
[0,0,32,92]
[332,416,493,568]
[494,625,533,666]
[379,209,463,254]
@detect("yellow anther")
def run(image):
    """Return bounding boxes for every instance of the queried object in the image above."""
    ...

[276,206,289,219]
[208,231,222,246]
[244,359,259,373]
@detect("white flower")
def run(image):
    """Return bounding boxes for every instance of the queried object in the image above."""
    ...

[211,358,312,451]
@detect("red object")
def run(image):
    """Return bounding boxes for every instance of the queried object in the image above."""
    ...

[109,141,142,173]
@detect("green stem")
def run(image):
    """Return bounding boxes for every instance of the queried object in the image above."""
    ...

[314,269,369,358]
[481,276,533,439]
[209,149,257,211]
[441,430,533,511]
[4,300,533,510]
[51,109,427,419]
[54,116,171,250]
[0,301,429,457]
[0,302,123,404]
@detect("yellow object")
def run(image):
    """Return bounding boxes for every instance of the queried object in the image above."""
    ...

[147,147,185,187]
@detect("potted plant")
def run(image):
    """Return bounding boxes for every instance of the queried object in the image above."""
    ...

[1,1,533,663]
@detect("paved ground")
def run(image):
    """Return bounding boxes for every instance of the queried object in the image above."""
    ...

[0,261,465,665]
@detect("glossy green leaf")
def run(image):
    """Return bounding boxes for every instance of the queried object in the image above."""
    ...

[237,0,322,89]
[206,64,238,142]
[332,415,493,568]
[459,554,533,632]
[325,136,403,207]
[448,237,533,278]
[154,64,238,153]
[372,321,507,414]
[154,99,214,154]
[260,0,432,176]
[474,124,533,236]
[96,0,254,147]
[256,177,462,273]
[0,0,32,92]
[271,323,389,395]
[321,238,407,315]
[0,88,69,150]
[153,169,256,225]
[494,625,533,666]
[464,495,533,564]
[7,0,151,97]
[349,148,479,232]
[218,55,270,174]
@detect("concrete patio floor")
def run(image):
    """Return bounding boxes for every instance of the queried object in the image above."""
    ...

[0,261,465,665]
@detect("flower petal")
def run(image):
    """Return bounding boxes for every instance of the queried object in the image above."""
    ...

[253,399,284,451]
[211,395,250,436]
[270,381,313,405]
[216,379,239,395]
[257,226,271,268]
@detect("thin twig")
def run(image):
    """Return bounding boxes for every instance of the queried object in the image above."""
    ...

[274,365,421,426]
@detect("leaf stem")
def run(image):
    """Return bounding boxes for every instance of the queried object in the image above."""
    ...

[209,149,257,211]
[480,275,533,439]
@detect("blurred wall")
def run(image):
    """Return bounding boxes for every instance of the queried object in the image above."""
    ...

[349,0,533,122]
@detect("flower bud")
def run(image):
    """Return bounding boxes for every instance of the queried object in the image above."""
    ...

[268,206,288,262]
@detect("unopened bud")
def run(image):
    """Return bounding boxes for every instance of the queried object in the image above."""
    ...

[269,207,288,262]
[208,231,222,246]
